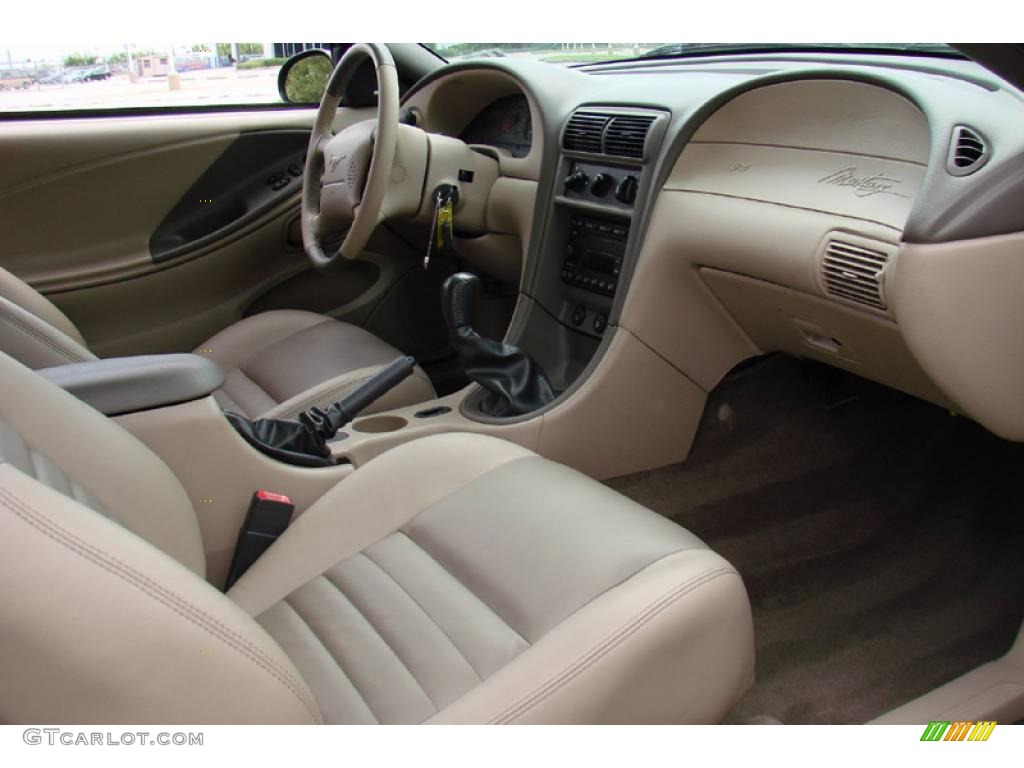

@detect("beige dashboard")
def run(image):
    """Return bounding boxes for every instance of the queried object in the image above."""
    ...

[403,68,543,181]
[619,79,958,411]
[400,61,1024,454]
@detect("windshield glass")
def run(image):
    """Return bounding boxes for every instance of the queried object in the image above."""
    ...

[426,43,957,67]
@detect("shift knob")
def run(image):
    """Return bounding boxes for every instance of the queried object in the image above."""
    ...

[439,271,555,418]
[442,272,479,333]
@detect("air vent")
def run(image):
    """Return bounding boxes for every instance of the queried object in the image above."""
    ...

[947,125,989,176]
[563,111,609,154]
[821,239,890,310]
[562,110,658,158]
[604,115,657,158]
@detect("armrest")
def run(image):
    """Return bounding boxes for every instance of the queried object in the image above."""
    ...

[39,354,225,416]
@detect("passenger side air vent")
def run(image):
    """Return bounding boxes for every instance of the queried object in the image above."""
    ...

[563,111,609,154]
[604,115,657,158]
[820,239,891,311]
[562,110,658,158]
[947,125,989,176]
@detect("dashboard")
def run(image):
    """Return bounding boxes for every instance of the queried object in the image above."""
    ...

[459,94,533,158]
[400,52,1024,445]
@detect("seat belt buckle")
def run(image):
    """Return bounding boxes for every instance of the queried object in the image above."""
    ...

[223,490,295,591]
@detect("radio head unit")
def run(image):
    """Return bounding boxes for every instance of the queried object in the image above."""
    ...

[561,214,628,298]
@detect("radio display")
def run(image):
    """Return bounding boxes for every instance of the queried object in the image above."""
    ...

[582,250,618,275]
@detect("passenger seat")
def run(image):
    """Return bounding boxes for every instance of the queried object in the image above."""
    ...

[0,351,754,724]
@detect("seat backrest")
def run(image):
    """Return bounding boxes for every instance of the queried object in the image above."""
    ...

[0,267,96,368]
[0,351,320,723]
[0,350,203,573]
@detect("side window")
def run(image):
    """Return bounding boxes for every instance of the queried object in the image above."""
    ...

[0,42,334,114]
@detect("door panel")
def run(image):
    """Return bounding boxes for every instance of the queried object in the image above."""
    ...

[52,203,305,356]
[0,107,382,355]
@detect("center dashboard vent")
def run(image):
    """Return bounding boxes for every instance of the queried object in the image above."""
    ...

[563,110,657,159]
[947,125,989,176]
[820,238,891,311]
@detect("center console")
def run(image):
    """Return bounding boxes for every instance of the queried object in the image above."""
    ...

[459,106,669,413]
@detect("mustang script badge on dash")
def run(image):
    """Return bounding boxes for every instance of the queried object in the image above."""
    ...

[817,166,910,198]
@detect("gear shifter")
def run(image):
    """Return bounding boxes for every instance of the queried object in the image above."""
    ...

[443,273,555,418]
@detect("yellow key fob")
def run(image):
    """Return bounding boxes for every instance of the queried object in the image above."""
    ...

[436,200,454,249]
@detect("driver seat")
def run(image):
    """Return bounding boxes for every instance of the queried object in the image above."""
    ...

[0,267,436,418]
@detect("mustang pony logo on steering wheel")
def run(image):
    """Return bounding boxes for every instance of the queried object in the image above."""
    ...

[327,153,346,173]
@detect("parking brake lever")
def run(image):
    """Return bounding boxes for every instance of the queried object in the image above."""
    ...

[225,355,416,467]
[299,356,415,440]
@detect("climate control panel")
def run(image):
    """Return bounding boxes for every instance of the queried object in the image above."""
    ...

[562,161,640,208]
[561,214,628,297]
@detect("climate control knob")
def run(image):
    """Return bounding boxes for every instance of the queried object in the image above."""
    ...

[591,172,615,197]
[615,175,639,205]
[564,171,589,193]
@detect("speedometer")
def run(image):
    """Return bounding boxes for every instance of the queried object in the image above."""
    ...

[460,95,533,158]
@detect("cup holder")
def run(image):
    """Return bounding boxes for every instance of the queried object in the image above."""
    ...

[352,415,408,434]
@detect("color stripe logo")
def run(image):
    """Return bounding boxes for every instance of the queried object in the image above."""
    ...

[920,721,997,741]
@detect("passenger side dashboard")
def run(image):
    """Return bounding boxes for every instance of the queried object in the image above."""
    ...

[629,79,953,408]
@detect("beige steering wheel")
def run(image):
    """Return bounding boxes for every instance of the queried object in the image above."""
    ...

[301,43,400,269]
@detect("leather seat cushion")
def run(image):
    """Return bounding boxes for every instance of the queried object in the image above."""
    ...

[0,269,434,420]
[195,310,436,419]
[0,350,754,725]
[229,433,755,724]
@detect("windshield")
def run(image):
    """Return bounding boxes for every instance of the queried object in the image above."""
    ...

[426,43,958,67]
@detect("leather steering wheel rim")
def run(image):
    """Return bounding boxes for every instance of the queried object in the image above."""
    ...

[301,43,400,269]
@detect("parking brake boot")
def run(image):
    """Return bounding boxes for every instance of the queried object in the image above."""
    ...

[225,355,416,466]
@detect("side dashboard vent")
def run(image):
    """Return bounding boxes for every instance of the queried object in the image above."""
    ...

[563,111,609,154]
[947,125,989,176]
[821,239,890,310]
[563,110,658,158]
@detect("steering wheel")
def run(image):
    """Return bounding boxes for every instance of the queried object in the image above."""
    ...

[301,43,400,269]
